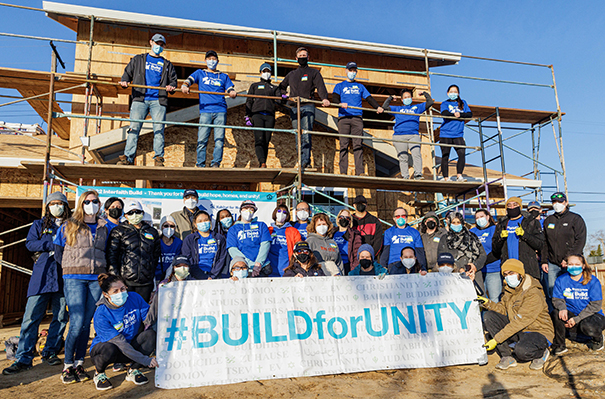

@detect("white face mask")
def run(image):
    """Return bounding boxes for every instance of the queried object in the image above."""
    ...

[476,217,488,228]
[316,224,328,236]
[439,266,453,274]
[184,198,198,210]
[49,204,65,218]
[401,258,416,269]
[261,72,271,80]
[83,202,99,216]
[174,266,190,280]
[505,274,521,288]
[162,227,175,238]
[347,71,357,80]
[276,212,287,224]
[553,202,566,213]
[241,209,254,222]
[297,210,309,221]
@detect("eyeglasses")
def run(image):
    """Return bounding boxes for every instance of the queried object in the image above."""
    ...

[126,210,144,216]
[232,265,248,271]
[163,224,176,229]
[83,199,99,205]
[297,208,310,212]
[394,215,406,219]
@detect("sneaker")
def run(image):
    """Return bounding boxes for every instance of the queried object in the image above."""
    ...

[413,174,425,180]
[552,346,568,356]
[260,163,267,168]
[211,164,220,168]
[587,338,604,351]
[126,368,149,385]
[529,348,550,370]
[495,356,517,370]
[94,372,113,391]
[455,175,467,182]
[2,361,32,375]
[61,366,78,384]
[42,353,62,366]
[116,155,133,166]
[154,157,165,167]
[75,365,91,382]
[112,363,126,372]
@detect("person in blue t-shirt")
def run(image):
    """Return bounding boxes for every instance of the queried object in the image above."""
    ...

[227,200,272,277]
[332,62,384,176]
[118,33,177,167]
[380,207,426,270]
[180,210,227,280]
[181,50,237,168]
[292,201,311,240]
[470,209,501,302]
[90,273,157,391]
[382,89,434,179]
[156,215,182,282]
[268,204,302,277]
[551,254,605,354]
[439,84,472,182]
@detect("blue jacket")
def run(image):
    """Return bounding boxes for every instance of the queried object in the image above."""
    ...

[180,231,227,279]
[349,261,388,276]
[25,219,62,297]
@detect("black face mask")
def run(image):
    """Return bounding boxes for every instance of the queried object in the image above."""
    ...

[529,210,540,219]
[506,207,521,219]
[426,220,437,230]
[355,203,367,212]
[108,208,122,219]
[360,259,373,269]
[297,57,308,66]
[296,253,310,264]
[338,218,350,228]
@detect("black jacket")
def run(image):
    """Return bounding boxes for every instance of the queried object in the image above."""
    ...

[541,208,587,266]
[491,211,545,280]
[107,222,161,286]
[278,65,328,107]
[245,78,281,116]
[121,53,178,107]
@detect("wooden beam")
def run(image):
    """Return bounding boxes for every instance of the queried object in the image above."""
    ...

[18,89,71,139]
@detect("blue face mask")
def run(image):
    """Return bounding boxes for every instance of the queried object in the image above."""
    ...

[450,224,463,233]
[567,265,583,276]
[505,274,521,288]
[347,71,357,81]
[110,291,128,307]
[220,217,233,229]
[448,92,458,100]
[396,217,407,227]
[234,269,248,279]
[206,59,218,70]
[403,98,413,106]
[197,221,211,233]
[152,44,163,55]
[476,217,488,228]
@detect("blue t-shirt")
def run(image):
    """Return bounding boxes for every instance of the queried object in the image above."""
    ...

[332,230,349,264]
[553,273,604,316]
[54,223,99,280]
[333,80,371,117]
[156,237,183,281]
[440,99,471,138]
[144,53,164,101]
[292,221,308,240]
[105,219,119,235]
[227,221,271,263]
[506,217,523,261]
[391,102,427,135]
[383,225,424,265]
[90,292,150,351]
[197,233,218,272]
[187,69,235,113]
[470,225,500,273]
[267,223,292,277]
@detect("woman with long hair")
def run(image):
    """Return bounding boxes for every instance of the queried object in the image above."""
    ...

[267,204,302,277]
[283,241,325,277]
[470,208,501,302]
[305,213,344,276]
[330,208,362,275]
[439,84,472,181]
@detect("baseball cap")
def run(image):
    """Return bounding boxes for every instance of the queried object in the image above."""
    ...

[183,189,199,199]
[346,61,358,70]
[123,200,143,214]
[527,201,541,210]
[151,34,166,44]
[205,50,218,59]
[437,252,455,265]
[240,200,258,212]
[259,63,272,73]
[353,195,367,204]
[293,241,310,253]
[173,255,191,268]
[550,192,567,202]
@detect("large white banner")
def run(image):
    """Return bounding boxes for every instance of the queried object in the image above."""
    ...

[155,274,487,389]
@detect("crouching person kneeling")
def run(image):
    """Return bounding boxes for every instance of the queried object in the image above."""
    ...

[90,273,158,390]
[478,259,554,371]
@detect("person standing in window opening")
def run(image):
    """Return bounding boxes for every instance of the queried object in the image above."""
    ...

[107,201,160,303]
[305,213,344,276]
[214,208,234,278]
[278,47,330,170]
[2,192,71,375]
[551,254,605,354]
[380,207,427,271]
[293,201,311,240]
[90,274,157,391]
[420,212,447,272]
[527,201,544,228]
[439,84,472,182]
[349,244,388,276]
[171,189,202,240]
[268,204,302,277]
[330,209,362,275]
[118,33,177,167]
[180,210,227,280]
[181,50,237,168]
[470,209,501,302]
[245,63,281,168]
[382,89,434,180]
[352,195,383,258]
[103,197,123,234]
[53,189,108,384]
[541,192,587,310]
[283,241,325,277]
[229,257,250,281]
[227,200,272,277]
[333,61,384,176]
[388,246,427,275]
[155,215,182,283]
[478,259,554,371]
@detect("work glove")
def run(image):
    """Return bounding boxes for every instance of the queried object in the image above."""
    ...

[500,230,509,239]
[483,339,498,351]
[475,296,489,306]
[515,226,524,237]
[245,116,252,127]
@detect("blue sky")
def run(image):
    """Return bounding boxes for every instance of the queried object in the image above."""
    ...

[1,1,603,246]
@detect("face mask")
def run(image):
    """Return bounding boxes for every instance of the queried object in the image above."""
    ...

[396,217,407,227]
[184,198,198,210]
[174,266,190,280]
[220,217,233,229]
[297,57,308,66]
[347,71,357,80]
[426,220,437,230]
[241,210,254,222]
[567,265,583,276]
[448,92,458,100]
[316,225,328,235]
[338,218,350,228]
[261,72,271,80]
[152,44,163,55]
[506,207,521,219]
[360,259,373,269]
[234,269,248,279]
[197,221,211,232]
[529,210,540,219]
[109,291,128,307]
[476,217,488,228]
[206,59,218,70]
[108,208,122,219]
[439,266,453,274]
[505,274,521,288]
[296,253,310,264]
[553,202,566,213]
[83,202,99,216]
[402,258,416,269]
[162,227,175,238]
[275,212,287,224]
[49,204,64,218]
[403,98,413,106]
[355,203,366,212]
[126,213,144,225]
[296,210,309,221]
[450,224,463,233]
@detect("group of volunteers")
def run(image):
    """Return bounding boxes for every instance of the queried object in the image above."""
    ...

[115,34,471,180]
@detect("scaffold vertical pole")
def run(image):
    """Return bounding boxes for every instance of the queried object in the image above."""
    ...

[550,65,568,198]
[495,107,508,200]
[423,49,437,183]
[296,97,302,201]
[477,118,490,210]
[81,15,94,169]
[42,48,57,214]
[273,31,278,82]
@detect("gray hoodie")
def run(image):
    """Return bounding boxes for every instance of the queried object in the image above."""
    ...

[420,212,447,272]
[305,233,344,275]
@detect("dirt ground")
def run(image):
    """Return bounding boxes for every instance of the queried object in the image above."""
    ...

[1,322,604,399]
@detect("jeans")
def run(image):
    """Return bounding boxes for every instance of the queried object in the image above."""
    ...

[63,278,102,365]
[290,104,315,167]
[393,134,422,178]
[90,329,156,372]
[551,310,605,348]
[123,100,167,162]
[15,292,68,365]
[128,284,154,303]
[542,262,564,311]
[197,112,226,167]
[483,310,549,360]
[484,271,503,303]
[338,117,364,175]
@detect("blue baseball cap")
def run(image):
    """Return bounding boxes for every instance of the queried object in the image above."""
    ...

[183,189,198,199]
[151,34,166,44]
[527,201,541,210]
[437,252,455,265]
[259,63,272,73]
[346,61,358,70]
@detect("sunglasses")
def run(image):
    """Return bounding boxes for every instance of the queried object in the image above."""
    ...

[126,210,144,216]
[295,249,310,254]
[163,224,176,228]
[394,215,406,219]
[83,199,99,205]
[550,193,565,201]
